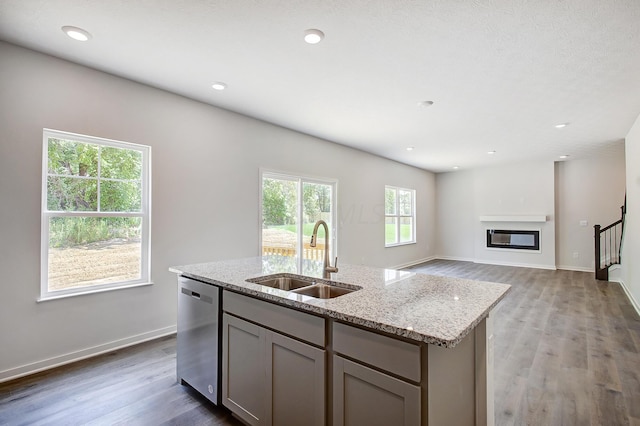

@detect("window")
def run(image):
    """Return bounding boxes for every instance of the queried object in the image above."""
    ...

[385,186,416,247]
[260,171,336,269]
[41,129,151,300]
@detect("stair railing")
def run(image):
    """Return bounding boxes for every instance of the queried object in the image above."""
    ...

[594,197,626,281]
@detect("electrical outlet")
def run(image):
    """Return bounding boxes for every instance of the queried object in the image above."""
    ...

[573,252,579,258]
[580,220,588,227]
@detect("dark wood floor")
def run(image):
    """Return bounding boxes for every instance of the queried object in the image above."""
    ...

[0,336,241,426]
[1,260,639,425]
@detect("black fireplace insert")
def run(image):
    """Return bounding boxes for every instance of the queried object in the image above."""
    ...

[486,229,540,251]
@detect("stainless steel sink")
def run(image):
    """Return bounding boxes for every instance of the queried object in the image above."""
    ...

[247,275,316,291]
[246,274,360,299]
[291,284,357,299]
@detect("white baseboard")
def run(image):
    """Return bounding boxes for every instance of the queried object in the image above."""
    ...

[0,325,177,383]
[391,256,437,270]
[618,279,640,318]
[556,265,593,273]
[608,264,622,282]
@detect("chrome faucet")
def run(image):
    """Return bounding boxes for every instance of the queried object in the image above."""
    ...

[310,220,338,278]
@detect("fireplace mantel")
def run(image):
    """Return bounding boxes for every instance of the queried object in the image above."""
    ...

[479,215,547,223]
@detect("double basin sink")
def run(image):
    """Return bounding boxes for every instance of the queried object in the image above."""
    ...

[246,274,360,299]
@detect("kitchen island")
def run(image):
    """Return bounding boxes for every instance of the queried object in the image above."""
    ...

[171,256,510,426]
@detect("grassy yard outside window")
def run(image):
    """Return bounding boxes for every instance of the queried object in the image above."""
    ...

[40,129,151,300]
[385,185,416,247]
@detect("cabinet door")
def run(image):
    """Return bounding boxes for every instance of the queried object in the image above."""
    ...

[266,332,325,426]
[333,356,420,426]
[222,314,266,426]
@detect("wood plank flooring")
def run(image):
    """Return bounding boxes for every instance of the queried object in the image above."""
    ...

[1,260,639,425]
[0,336,241,426]
[408,260,640,426]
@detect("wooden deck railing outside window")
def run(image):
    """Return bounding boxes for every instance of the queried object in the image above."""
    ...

[262,243,325,261]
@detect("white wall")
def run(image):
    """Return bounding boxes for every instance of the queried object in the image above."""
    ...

[0,42,436,380]
[436,161,556,269]
[622,114,640,312]
[555,143,626,271]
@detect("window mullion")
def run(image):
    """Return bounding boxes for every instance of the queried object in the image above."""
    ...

[97,145,101,213]
[45,211,144,218]
[297,178,303,268]
[395,188,400,244]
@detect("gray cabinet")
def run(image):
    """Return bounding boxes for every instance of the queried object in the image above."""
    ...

[266,331,325,426]
[222,292,326,426]
[221,290,492,426]
[332,321,421,426]
[333,355,420,426]
[222,313,266,426]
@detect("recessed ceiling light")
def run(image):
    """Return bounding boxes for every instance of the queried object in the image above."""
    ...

[406,146,414,151]
[418,100,434,108]
[304,29,324,44]
[487,150,496,155]
[452,166,460,170]
[62,26,91,41]
[211,82,227,91]
[559,155,569,159]
[555,123,569,129]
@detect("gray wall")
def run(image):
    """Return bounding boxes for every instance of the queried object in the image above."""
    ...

[0,42,436,380]
[622,114,640,312]
[555,142,626,271]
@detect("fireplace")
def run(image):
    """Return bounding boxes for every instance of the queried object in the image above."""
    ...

[486,229,540,251]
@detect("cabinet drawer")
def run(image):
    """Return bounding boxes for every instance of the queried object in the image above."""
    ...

[333,322,420,382]
[223,290,325,347]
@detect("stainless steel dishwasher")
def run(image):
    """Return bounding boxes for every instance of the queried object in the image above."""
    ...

[177,276,222,405]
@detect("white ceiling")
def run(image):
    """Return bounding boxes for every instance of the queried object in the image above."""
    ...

[1,0,639,172]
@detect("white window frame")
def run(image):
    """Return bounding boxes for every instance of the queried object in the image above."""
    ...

[385,185,416,247]
[40,129,151,301]
[259,169,338,269]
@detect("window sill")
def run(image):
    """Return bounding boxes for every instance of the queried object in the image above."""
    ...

[385,241,417,248]
[37,281,154,303]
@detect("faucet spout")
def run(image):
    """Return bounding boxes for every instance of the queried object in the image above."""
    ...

[310,220,338,278]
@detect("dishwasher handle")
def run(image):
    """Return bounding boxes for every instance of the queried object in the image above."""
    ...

[181,287,213,304]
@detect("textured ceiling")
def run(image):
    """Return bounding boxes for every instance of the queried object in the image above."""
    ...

[1,0,639,172]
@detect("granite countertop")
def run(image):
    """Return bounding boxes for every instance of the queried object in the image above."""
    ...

[170,256,511,348]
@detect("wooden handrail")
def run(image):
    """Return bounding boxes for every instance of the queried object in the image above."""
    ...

[599,218,623,233]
